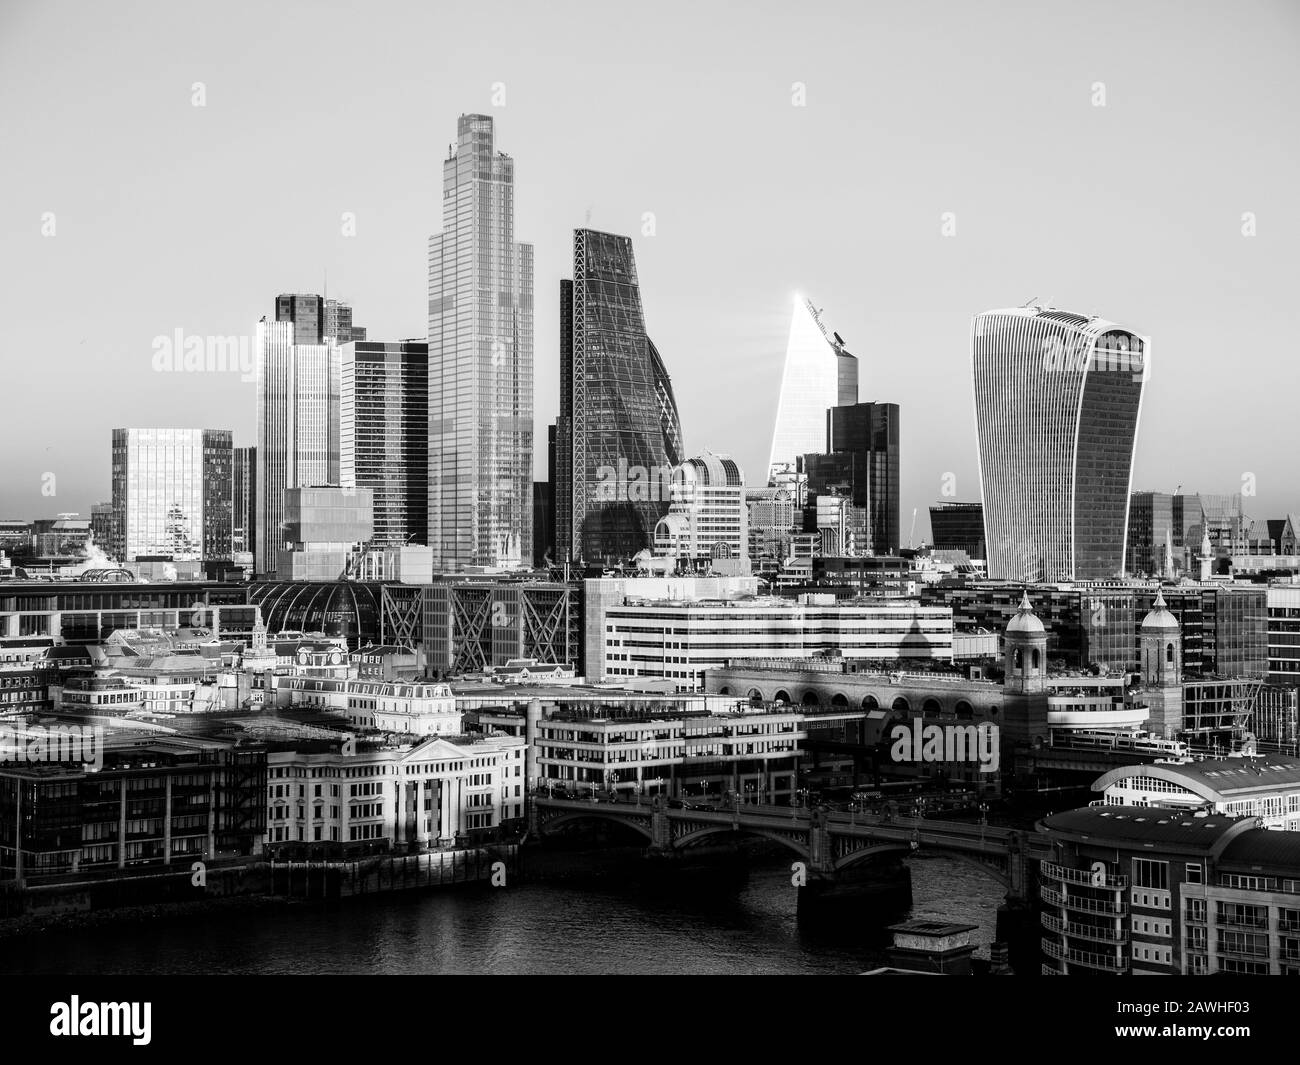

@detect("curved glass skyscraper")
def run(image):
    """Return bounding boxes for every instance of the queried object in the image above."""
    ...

[971,307,1146,581]
[767,295,858,483]
[556,228,684,564]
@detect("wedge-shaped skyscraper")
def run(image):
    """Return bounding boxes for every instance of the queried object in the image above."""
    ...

[556,229,683,564]
[767,296,857,482]
[972,307,1147,581]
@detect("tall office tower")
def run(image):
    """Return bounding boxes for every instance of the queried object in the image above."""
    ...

[340,341,429,548]
[972,307,1146,581]
[767,295,857,483]
[111,428,233,562]
[556,229,684,564]
[427,113,534,571]
[929,502,986,559]
[824,401,900,555]
[275,294,366,345]
[255,316,341,576]
[232,446,256,556]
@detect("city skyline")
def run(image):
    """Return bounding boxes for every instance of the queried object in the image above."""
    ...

[4,0,1297,540]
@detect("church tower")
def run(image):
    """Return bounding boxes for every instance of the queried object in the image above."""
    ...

[1139,589,1184,737]
[1001,591,1050,749]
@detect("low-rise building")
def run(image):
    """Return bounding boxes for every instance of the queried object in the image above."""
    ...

[265,731,525,854]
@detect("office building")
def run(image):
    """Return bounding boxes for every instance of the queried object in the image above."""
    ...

[275,293,365,345]
[110,428,233,562]
[265,731,526,852]
[276,486,374,581]
[556,229,683,564]
[232,446,255,557]
[427,114,533,570]
[340,341,428,548]
[972,307,1145,581]
[255,312,341,576]
[601,596,954,690]
[929,502,985,559]
[822,401,900,555]
[1126,491,1203,576]
[768,296,857,482]
[652,452,748,570]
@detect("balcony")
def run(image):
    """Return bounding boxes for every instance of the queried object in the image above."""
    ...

[1042,938,1125,973]
[1041,884,1127,916]
[1041,912,1127,943]
[1040,860,1127,890]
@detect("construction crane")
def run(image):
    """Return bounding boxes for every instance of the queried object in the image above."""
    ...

[908,508,918,549]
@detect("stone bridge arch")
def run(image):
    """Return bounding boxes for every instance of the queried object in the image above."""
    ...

[831,841,1013,890]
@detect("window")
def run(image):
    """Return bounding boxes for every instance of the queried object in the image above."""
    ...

[1185,863,1203,884]
[1133,858,1169,890]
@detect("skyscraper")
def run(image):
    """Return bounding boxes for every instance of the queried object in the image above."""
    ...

[826,401,900,555]
[972,307,1146,581]
[556,229,684,564]
[767,296,857,483]
[275,294,365,345]
[255,314,341,576]
[111,428,232,562]
[340,340,429,548]
[233,446,256,556]
[427,113,534,570]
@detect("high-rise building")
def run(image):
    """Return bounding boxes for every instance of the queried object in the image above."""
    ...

[111,428,233,562]
[340,341,428,549]
[255,315,341,576]
[767,296,857,483]
[824,401,900,555]
[275,294,365,345]
[427,113,534,571]
[929,502,986,559]
[557,229,684,564]
[233,446,256,556]
[89,502,119,561]
[1126,491,1203,576]
[972,307,1146,581]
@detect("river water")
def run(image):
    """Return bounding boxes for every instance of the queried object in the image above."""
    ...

[2,854,1007,975]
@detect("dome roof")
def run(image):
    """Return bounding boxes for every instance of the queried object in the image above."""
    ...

[1141,589,1181,632]
[1006,591,1045,635]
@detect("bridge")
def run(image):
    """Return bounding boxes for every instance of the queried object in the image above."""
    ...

[534,795,1054,901]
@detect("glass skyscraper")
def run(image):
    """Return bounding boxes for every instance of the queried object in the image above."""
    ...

[556,228,684,564]
[767,295,857,483]
[971,307,1146,581]
[233,446,255,556]
[255,312,342,576]
[427,114,534,570]
[111,428,232,562]
[340,341,428,548]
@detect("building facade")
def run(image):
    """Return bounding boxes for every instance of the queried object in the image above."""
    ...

[1040,805,1300,975]
[232,446,255,557]
[652,452,747,568]
[110,428,233,562]
[255,314,341,576]
[340,341,429,549]
[972,307,1145,581]
[929,502,985,559]
[427,114,534,570]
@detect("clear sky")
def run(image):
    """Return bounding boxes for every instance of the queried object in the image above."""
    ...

[1,0,1297,542]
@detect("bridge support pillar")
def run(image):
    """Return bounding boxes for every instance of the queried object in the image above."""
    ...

[648,808,672,853]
